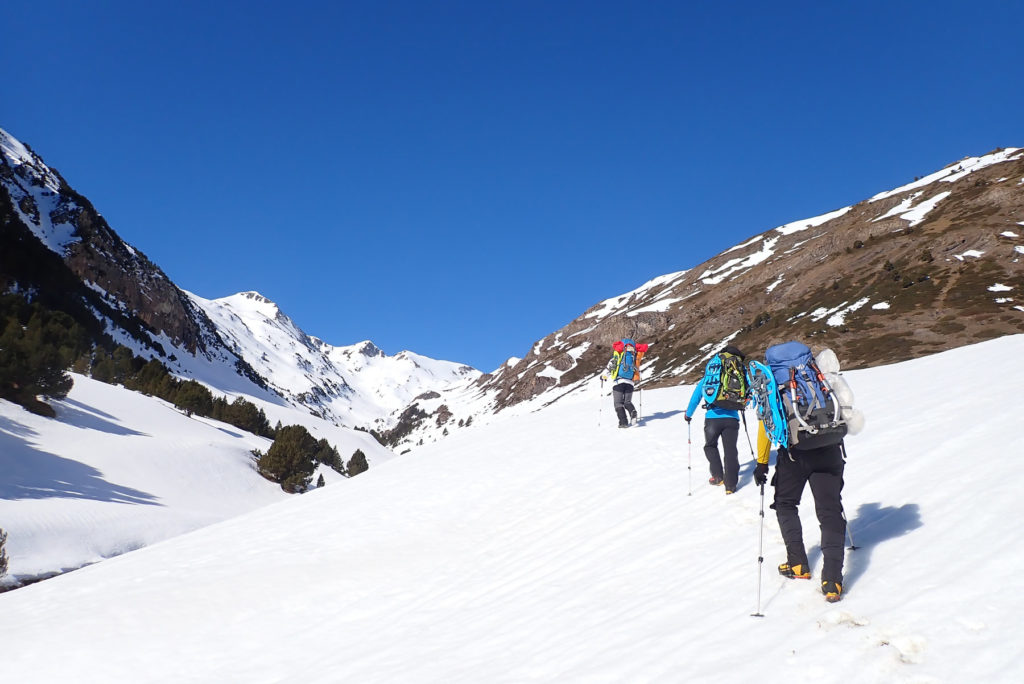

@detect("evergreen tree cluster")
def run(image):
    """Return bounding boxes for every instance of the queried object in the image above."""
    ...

[1,293,370,497]
[0,294,90,416]
[254,424,347,493]
[92,352,275,438]
[0,292,274,438]
[253,429,369,493]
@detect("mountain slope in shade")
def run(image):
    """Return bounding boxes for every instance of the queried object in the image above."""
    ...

[1,335,1021,683]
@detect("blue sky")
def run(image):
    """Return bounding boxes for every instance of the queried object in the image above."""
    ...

[4,1,1022,371]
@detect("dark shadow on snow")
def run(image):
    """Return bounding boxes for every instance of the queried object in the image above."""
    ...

[840,502,922,591]
[803,501,922,591]
[55,400,148,437]
[60,397,119,421]
[0,417,161,504]
[640,410,685,424]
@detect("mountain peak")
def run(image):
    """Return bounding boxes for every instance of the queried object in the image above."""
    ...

[354,341,384,357]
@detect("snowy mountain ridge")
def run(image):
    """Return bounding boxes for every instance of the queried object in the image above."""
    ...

[189,290,480,427]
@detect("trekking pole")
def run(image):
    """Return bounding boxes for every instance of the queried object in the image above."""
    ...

[598,377,604,427]
[687,420,693,496]
[751,482,766,618]
[839,443,859,550]
[843,510,859,551]
[740,411,756,459]
[639,386,643,422]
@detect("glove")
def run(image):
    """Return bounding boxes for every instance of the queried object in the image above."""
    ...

[684,415,692,423]
[753,462,769,486]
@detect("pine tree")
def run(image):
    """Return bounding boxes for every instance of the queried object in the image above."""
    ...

[347,449,368,477]
[173,380,213,417]
[0,298,85,414]
[258,425,319,492]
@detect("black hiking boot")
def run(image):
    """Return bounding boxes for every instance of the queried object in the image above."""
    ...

[708,476,724,486]
[778,563,811,579]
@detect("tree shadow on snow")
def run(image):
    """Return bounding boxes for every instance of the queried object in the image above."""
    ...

[0,420,161,505]
[56,399,148,437]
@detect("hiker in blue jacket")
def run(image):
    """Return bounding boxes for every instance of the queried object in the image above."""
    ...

[685,346,746,494]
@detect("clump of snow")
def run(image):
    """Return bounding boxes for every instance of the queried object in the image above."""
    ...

[901,191,951,226]
[808,298,871,326]
[953,250,984,261]
[700,236,779,285]
[628,297,681,315]
[825,297,871,326]
[586,270,689,319]
[774,206,852,236]
[988,283,1013,292]
[874,191,951,227]
[871,302,891,310]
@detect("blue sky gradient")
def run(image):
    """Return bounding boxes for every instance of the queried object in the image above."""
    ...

[4,1,1022,371]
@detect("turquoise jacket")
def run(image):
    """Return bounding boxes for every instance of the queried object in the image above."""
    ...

[685,376,740,421]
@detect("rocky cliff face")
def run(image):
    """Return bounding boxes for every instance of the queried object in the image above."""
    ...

[1,128,264,386]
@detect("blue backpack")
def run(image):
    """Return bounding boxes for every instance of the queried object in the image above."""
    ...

[700,350,749,411]
[750,341,847,449]
[617,339,637,379]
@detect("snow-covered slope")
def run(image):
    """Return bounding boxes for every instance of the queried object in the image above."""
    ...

[189,290,480,427]
[2,335,1022,683]
[0,373,394,584]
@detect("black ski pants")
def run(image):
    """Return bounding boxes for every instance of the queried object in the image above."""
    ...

[771,442,846,583]
[612,383,636,426]
[703,417,739,490]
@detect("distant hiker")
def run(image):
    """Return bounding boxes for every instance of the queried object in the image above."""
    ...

[601,338,648,428]
[748,341,862,603]
[684,345,749,494]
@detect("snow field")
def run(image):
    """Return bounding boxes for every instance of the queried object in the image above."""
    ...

[1,337,1023,682]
